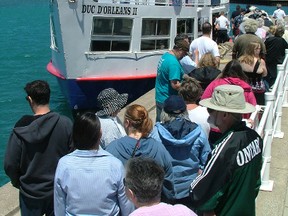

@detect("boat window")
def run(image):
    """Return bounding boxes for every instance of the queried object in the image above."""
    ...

[141,19,171,51]
[177,18,194,40]
[198,17,209,34]
[90,17,133,52]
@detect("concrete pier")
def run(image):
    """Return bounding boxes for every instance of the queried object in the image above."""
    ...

[0,88,157,216]
[0,183,20,216]
[1,54,288,215]
[1,87,288,215]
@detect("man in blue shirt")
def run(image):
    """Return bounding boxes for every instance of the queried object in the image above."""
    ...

[155,39,189,122]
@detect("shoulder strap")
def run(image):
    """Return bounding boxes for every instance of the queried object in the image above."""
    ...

[131,139,141,158]
[253,60,260,74]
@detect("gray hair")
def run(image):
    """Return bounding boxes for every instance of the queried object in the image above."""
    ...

[257,18,264,28]
[160,109,190,123]
[244,18,258,33]
[125,157,164,204]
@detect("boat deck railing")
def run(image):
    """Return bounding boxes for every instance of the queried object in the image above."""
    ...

[69,0,228,7]
[249,49,288,192]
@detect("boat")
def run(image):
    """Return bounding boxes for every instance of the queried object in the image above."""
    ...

[47,0,229,111]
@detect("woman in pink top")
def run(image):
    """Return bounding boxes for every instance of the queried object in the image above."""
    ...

[202,59,256,145]
[202,59,256,106]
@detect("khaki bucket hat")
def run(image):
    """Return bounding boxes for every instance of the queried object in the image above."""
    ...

[199,84,255,114]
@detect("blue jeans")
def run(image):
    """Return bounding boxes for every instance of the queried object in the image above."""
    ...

[20,193,54,216]
[156,101,164,122]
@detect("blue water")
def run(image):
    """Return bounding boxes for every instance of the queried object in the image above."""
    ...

[0,1,285,186]
[229,3,288,15]
[0,0,72,186]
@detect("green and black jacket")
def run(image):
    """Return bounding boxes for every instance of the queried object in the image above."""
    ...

[190,121,263,216]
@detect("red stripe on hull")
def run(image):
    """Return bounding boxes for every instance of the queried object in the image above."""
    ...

[46,61,66,80]
[47,61,156,81]
[77,74,156,81]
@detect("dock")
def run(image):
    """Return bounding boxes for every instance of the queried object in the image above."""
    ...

[1,52,288,215]
[1,89,288,215]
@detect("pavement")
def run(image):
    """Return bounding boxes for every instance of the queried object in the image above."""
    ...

[1,54,288,215]
[255,106,288,216]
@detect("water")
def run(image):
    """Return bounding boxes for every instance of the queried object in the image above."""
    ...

[0,0,72,186]
[0,1,284,186]
[229,3,288,17]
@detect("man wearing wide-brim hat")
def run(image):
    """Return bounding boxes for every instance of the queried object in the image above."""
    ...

[190,85,263,216]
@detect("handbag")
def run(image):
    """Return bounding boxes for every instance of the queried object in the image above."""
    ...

[250,60,266,94]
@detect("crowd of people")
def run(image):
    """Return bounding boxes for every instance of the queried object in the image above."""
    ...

[3,4,288,216]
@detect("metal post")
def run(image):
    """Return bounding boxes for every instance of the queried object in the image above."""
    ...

[260,94,274,191]
[274,66,284,138]
[283,49,288,107]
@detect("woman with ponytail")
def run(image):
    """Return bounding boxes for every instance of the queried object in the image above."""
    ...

[106,104,175,201]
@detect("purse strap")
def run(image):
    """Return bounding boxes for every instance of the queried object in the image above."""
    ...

[253,60,261,74]
[131,139,141,158]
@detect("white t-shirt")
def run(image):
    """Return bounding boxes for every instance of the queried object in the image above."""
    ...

[180,56,197,74]
[215,15,229,30]
[190,36,220,61]
[188,106,210,138]
[98,116,126,148]
[273,9,286,19]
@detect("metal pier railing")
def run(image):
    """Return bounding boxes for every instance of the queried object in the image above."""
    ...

[250,49,288,192]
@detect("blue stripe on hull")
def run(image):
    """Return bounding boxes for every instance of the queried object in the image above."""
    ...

[56,78,156,110]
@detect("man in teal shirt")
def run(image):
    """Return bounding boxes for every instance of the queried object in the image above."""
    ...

[155,39,189,122]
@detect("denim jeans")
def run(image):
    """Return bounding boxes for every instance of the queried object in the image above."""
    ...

[19,193,54,216]
[156,101,164,122]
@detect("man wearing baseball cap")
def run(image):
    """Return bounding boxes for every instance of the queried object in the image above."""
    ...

[190,84,263,216]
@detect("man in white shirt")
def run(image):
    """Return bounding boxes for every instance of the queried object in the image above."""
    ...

[190,22,220,66]
[214,11,230,44]
[273,4,286,20]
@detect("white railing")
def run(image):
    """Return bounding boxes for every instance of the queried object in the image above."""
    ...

[80,0,228,7]
[250,49,288,192]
